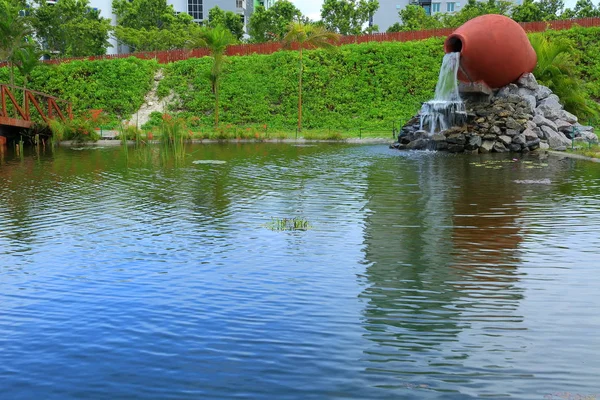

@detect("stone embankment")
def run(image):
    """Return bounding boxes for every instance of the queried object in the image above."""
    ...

[393,73,597,153]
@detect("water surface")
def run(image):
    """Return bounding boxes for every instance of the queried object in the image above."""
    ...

[1,144,599,399]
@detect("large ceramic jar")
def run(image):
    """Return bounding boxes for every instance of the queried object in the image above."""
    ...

[444,14,537,89]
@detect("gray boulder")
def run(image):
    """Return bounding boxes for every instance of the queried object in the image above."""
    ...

[535,85,552,101]
[509,143,522,152]
[538,94,561,109]
[560,110,578,124]
[523,128,538,141]
[494,142,508,152]
[522,94,537,114]
[536,104,562,121]
[513,134,526,145]
[518,73,539,90]
[533,115,558,131]
[554,119,571,133]
[480,140,495,153]
[498,135,512,145]
[546,129,572,150]
[407,138,429,150]
[465,135,482,150]
[447,133,466,145]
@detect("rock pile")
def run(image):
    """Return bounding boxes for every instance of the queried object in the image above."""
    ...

[392,73,597,153]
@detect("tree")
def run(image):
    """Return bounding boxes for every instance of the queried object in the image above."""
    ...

[572,0,600,17]
[114,13,202,51]
[186,26,236,128]
[512,0,564,22]
[249,1,305,42]
[443,0,513,27]
[283,22,340,132]
[387,4,441,32]
[0,0,31,84]
[208,6,244,41]
[112,0,176,30]
[320,0,379,35]
[113,0,202,52]
[13,45,42,103]
[30,0,111,57]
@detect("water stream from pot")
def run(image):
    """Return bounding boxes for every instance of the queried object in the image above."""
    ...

[420,52,467,135]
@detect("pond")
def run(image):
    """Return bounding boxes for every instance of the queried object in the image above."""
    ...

[1,143,599,399]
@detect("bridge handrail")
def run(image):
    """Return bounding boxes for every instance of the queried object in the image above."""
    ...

[0,83,71,106]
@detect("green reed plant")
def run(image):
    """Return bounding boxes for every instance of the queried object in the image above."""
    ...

[265,217,311,231]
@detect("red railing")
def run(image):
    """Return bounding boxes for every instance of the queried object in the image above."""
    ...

[0,84,72,128]
[1,17,599,67]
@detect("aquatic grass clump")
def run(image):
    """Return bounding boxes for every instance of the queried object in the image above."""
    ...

[265,217,311,231]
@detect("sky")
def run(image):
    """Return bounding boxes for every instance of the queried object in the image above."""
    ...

[290,0,324,21]
[289,0,582,21]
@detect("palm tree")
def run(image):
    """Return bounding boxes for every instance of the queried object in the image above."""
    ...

[283,22,340,132]
[13,45,42,103]
[0,0,31,86]
[187,25,236,128]
[530,33,599,122]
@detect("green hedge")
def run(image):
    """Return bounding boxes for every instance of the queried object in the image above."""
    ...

[158,38,445,130]
[0,57,157,121]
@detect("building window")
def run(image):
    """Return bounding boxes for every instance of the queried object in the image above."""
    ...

[236,0,244,8]
[432,2,440,12]
[447,2,455,12]
[188,0,203,20]
[423,5,431,15]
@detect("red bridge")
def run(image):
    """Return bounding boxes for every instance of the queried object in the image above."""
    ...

[0,84,72,130]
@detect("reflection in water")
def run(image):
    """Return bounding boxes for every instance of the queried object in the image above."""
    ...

[360,153,543,394]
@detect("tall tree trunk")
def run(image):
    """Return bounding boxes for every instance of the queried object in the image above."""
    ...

[298,48,303,133]
[215,79,220,128]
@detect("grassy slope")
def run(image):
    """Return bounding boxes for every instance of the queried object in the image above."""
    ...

[0,26,598,135]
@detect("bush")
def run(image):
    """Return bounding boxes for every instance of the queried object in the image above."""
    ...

[49,118,99,143]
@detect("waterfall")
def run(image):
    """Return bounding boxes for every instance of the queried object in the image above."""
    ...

[420,52,467,135]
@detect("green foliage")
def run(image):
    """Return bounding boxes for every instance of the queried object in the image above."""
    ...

[49,118,100,142]
[572,0,600,17]
[248,1,305,42]
[0,57,157,120]
[208,6,244,41]
[536,27,600,123]
[388,5,441,32]
[512,0,566,22]
[0,0,31,84]
[113,6,200,51]
[187,25,236,127]
[30,0,112,58]
[283,21,341,131]
[321,0,379,35]
[159,38,445,131]
[112,0,176,30]
[112,0,201,51]
[265,217,311,231]
[142,111,165,130]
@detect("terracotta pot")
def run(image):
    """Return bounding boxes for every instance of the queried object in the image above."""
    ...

[444,14,537,89]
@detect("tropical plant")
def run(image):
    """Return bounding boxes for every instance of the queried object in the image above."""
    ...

[530,33,599,121]
[207,6,244,41]
[187,25,236,128]
[0,0,31,85]
[13,45,42,103]
[283,22,340,132]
